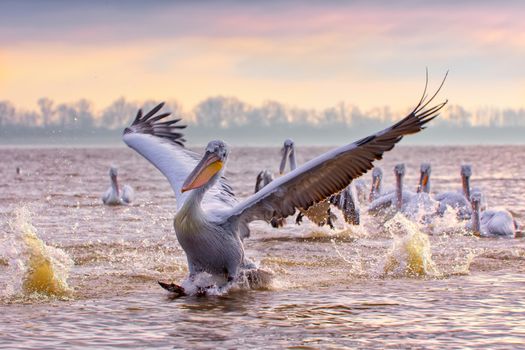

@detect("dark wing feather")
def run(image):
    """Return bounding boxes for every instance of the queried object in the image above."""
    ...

[125,102,187,147]
[224,74,447,224]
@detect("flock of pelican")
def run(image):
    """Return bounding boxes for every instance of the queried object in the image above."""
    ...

[95,74,519,295]
[362,163,518,237]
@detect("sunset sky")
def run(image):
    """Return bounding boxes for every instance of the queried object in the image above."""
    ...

[1,0,524,114]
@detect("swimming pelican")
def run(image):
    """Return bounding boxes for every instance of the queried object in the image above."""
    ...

[254,169,285,228]
[102,167,134,205]
[368,167,384,202]
[253,138,293,192]
[417,163,431,193]
[331,186,360,225]
[368,164,414,215]
[123,76,446,294]
[470,192,516,237]
[435,165,477,219]
[278,139,337,228]
[255,169,274,193]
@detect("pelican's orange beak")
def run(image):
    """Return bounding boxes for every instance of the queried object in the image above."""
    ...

[422,174,428,187]
[181,153,223,193]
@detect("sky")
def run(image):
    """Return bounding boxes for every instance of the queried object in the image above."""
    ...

[1,0,524,115]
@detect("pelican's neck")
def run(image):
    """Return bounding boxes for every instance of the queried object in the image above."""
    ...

[396,174,403,210]
[369,176,382,201]
[111,175,119,196]
[177,173,221,224]
[462,175,471,201]
[471,202,481,236]
[178,186,207,224]
[289,148,297,171]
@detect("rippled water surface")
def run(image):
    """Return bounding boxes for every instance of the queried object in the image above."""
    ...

[1,145,525,349]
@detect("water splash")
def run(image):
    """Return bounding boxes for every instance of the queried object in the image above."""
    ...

[426,206,470,237]
[382,213,439,278]
[1,207,73,298]
[176,267,275,296]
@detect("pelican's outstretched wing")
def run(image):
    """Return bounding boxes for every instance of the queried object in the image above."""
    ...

[122,103,236,210]
[223,74,447,225]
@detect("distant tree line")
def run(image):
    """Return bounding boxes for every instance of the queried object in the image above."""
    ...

[1,96,525,134]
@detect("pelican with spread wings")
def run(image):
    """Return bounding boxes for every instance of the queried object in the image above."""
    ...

[122,75,447,295]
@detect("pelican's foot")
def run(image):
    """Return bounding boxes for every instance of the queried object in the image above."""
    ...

[271,217,285,228]
[295,213,304,225]
[158,281,186,297]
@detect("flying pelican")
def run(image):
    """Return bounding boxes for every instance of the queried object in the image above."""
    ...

[102,166,134,205]
[470,192,516,237]
[122,76,446,295]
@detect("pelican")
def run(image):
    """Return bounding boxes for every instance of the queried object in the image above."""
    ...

[368,167,384,202]
[470,192,516,237]
[368,164,415,215]
[254,169,285,228]
[122,75,446,295]
[278,139,337,228]
[435,165,481,219]
[102,166,134,205]
[255,169,274,193]
[417,163,431,193]
[331,186,360,225]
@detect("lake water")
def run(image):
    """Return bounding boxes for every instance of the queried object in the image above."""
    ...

[1,145,524,349]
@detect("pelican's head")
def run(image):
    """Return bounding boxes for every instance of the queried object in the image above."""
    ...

[470,192,482,211]
[394,163,406,178]
[279,138,295,175]
[371,167,383,186]
[182,140,228,193]
[109,166,118,180]
[372,167,383,179]
[418,163,431,193]
[461,164,472,178]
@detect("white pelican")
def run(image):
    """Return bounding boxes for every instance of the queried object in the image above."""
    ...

[331,186,360,225]
[254,169,285,228]
[253,138,295,193]
[102,166,134,205]
[368,167,384,202]
[122,77,446,294]
[417,163,431,193]
[256,138,341,228]
[435,165,480,219]
[470,192,516,237]
[277,138,338,228]
[254,169,274,193]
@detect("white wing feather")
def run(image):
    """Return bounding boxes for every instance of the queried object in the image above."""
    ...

[122,103,236,211]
